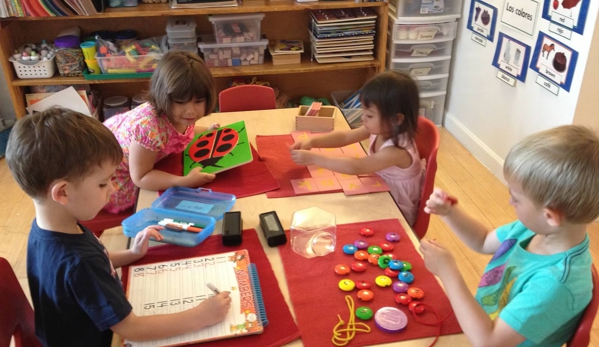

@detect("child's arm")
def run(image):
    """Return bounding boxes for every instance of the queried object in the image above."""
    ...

[111,291,232,341]
[194,123,219,135]
[291,141,412,175]
[419,240,526,347]
[109,226,164,269]
[290,126,370,150]
[425,188,501,254]
[129,141,215,191]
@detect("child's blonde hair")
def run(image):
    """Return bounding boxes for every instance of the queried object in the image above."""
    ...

[147,51,216,119]
[504,125,599,223]
[6,107,122,199]
[360,70,420,147]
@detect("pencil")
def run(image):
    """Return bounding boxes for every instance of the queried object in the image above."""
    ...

[164,223,203,233]
[206,283,220,294]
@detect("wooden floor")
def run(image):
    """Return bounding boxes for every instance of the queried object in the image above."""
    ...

[2,127,599,346]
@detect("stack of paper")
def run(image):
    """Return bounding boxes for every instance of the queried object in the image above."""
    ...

[309,8,377,64]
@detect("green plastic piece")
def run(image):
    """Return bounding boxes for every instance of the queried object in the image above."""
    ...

[356,306,373,320]
[82,70,153,80]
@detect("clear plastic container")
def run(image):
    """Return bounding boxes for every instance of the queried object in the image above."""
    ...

[388,38,454,59]
[419,91,446,125]
[55,35,85,77]
[388,17,458,41]
[388,56,451,77]
[103,95,129,120]
[209,13,264,44]
[131,94,145,108]
[290,207,336,258]
[199,39,268,67]
[414,74,449,93]
[166,16,197,39]
[168,36,198,53]
[97,53,164,74]
[389,0,463,20]
[122,187,236,247]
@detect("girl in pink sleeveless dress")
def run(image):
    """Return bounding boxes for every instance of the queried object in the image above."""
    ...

[290,71,424,225]
[103,51,218,213]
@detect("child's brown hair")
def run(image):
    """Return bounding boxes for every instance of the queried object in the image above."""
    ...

[147,51,216,119]
[6,107,122,199]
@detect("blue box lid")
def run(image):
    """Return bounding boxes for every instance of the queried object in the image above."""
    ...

[151,187,236,221]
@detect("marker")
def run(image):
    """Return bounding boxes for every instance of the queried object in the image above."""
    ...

[206,283,220,294]
[158,218,203,233]
[446,196,458,205]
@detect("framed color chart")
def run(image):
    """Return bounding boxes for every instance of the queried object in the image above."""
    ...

[492,33,531,82]
[541,0,590,35]
[466,0,498,41]
[529,32,578,91]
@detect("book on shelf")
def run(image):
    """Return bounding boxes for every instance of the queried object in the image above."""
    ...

[1,0,101,17]
[170,0,237,9]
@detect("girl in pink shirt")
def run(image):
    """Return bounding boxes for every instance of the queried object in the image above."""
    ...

[103,51,218,213]
[290,71,423,225]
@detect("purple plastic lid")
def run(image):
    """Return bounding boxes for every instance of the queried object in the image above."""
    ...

[374,307,408,333]
[55,35,81,48]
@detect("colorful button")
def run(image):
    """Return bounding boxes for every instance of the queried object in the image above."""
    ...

[398,271,414,284]
[354,250,369,260]
[356,306,373,320]
[338,279,355,292]
[342,244,357,255]
[360,228,374,237]
[407,287,424,299]
[367,245,383,255]
[375,275,392,287]
[357,289,374,301]
[409,302,425,314]
[378,255,393,269]
[334,264,351,275]
[380,242,394,252]
[354,239,368,249]
[374,307,408,333]
[384,268,399,277]
[386,232,400,242]
[402,261,413,271]
[388,260,404,271]
[351,261,367,272]
[394,293,412,305]
[368,253,381,265]
[392,281,409,293]
[355,280,371,290]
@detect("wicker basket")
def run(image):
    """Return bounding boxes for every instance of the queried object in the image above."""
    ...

[9,56,56,79]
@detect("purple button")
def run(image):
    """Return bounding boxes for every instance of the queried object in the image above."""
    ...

[354,239,368,249]
[392,281,409,293]
[374,307,408,333]
[386,232,400,242]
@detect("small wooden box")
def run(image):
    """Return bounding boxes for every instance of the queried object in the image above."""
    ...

[296,105,335,132]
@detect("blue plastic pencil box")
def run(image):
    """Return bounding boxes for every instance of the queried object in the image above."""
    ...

[122,187,236,247]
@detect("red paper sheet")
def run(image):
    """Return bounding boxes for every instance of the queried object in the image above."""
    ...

[279,219,463,347]
[256,135,343,198]
[121,229,301,347]
[154,145,279,198]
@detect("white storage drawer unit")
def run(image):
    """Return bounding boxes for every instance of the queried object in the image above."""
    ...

[387,39,454,59]
[388,56,451,77]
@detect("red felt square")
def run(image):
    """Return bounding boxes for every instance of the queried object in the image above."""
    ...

[360,176,390,193]
[340,178,369,195]
[314,176,342,191]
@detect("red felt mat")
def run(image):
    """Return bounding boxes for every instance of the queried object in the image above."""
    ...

[154,145,279,198]
[279,219,462,347]
[122,229,301,347]
[256,135,343,198]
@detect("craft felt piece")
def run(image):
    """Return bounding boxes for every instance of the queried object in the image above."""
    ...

[121,229,301,347]
[279,219,462,347]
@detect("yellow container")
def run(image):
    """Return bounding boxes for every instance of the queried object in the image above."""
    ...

[85,59,101,74]
[80,41,97,61]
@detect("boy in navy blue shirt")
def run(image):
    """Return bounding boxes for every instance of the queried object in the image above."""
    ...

[6,107,231,347]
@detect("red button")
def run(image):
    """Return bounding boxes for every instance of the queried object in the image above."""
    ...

[360,227,374,236]
[334,264,350,275]
[395,293,412,306]
[351,261,367,272]
[357,289,374,301]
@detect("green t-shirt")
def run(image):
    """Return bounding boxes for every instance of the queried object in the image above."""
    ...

[475,221,592,346]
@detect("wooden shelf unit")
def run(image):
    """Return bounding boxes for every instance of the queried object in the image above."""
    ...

[0,0,388,118]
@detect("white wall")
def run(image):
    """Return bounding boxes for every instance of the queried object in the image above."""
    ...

[444,0,599,181]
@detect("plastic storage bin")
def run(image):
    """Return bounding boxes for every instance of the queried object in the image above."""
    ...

[414,74,449,93]
[166,17,197,39]
[209,13,264,44]
[168,36,198,53]
[103,95,129,120]
[387,39,453,59]
[199,39,268,67]
[419,91,446,125]
[331,90,363,129]
[388,0,463,20]
[388,56,451,76]
[122,187,236,247]
[9,56,56,79]
[97,53,163,74]
[389,18,458,41]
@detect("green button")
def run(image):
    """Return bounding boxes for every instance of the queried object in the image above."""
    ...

[356,306,373,320]
[402,261,413,271]
[367,245,383,255]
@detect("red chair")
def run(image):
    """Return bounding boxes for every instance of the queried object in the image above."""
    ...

[79,206,134,238]
[0,257,42,347]
[567,264,599,347]
[411,116,440,239]
[218,85,277,112]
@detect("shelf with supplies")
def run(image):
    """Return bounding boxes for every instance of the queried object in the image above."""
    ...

[0,0,388,119]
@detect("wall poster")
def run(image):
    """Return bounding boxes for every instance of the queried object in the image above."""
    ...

[529,31,578,92]
[492,32,532,82]
[541,0,589,35]
[467,0,498,42]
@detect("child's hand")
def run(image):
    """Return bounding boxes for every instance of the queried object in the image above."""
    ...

[419,239,457,276]
[184,168,216,187]
[290,149,316,165]
[207,123,220,131]
[194,291,232,327]
[130,226,164,257]
[424,188,456,216]
[290,140,312,151]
